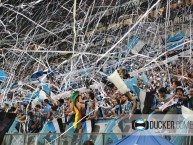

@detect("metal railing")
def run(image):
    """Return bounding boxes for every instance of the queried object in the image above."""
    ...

[2,133,193,145]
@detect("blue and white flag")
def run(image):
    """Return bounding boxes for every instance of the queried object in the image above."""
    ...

[126,36,139,50]
[124,77,138,92]
[31,71,44,79]
[126,36,145,53]
[81,120,92,144]
[42,84,51,96]
[133,85,146,112]
[166,32,185,50]
[38,90,47,102]
[37,122,50,144]
[38,118,63,144]
[166,31,185,43]
[47,119,61,133]
[142,73,148,86]
[0,70,7,82]
[95,119,120,145]
[166,41,184,50]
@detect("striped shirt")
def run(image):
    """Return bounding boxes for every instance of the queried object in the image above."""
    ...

[51,111,59,120]
[58,105,65,117]
[33,111,42,121]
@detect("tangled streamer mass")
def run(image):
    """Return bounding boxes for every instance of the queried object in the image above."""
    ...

[0,0,193,145]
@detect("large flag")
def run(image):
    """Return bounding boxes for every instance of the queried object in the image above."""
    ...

[47,119,62,133]
[108,70,130,94]
[31,69,52,83]
[0,112,17,144]
[38,119,63,144]
[37,122,50,144]
[41,84,59,102]
[95,119,120,145]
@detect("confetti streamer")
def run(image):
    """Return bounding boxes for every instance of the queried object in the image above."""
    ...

[0,0,193,144]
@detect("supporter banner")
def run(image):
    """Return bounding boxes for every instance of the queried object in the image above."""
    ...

[158,97,179,112]
[87,9,193,36]
[158,14,193,28]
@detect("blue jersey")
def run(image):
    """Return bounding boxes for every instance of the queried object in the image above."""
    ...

[122,101,133,114]
[112,105,121,115]
[101,102,111,116]
[43,105,51,118]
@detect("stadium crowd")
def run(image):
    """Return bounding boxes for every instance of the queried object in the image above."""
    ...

[0,58,192,134]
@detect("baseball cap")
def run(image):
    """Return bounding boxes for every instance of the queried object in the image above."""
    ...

[176,86,184,93]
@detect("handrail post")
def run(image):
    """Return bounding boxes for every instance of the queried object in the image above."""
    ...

[102,133,104,145]
[23,134,26,145]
